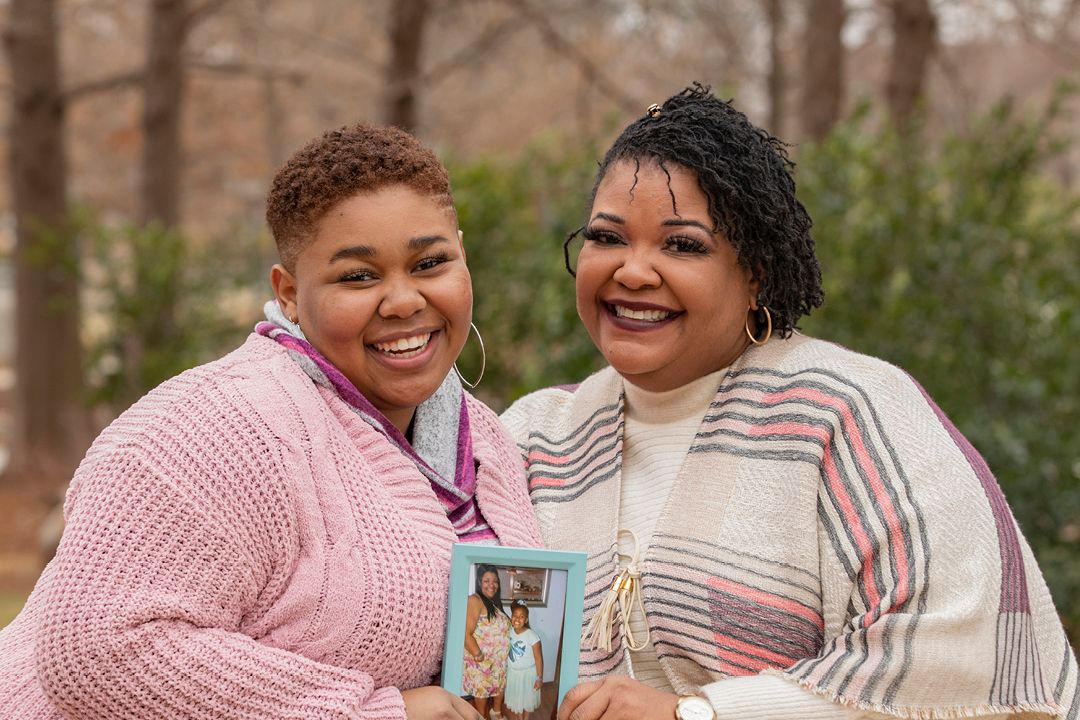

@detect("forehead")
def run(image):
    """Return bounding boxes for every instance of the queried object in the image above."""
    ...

[316,185,456,235]
[594,159,708,217]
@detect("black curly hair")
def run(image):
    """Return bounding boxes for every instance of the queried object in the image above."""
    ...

[569,83,824,338]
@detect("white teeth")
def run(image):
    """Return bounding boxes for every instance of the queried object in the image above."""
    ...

[613,305,672,322]
[373,332,431,356]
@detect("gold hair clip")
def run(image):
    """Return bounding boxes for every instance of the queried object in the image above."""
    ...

[646,103,661,118]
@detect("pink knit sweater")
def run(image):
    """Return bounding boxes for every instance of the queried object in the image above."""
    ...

[0,335,541,719]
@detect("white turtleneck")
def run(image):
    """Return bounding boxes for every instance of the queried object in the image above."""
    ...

[618,369,726,690]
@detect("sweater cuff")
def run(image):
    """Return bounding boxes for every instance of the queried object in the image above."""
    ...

[363,686,408,719]
[699,673,867,720]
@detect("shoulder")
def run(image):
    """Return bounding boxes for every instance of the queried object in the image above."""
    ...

[734,333,920,405]
[500,366,622,447]
[526,628,541,643]
[89,335,316,455]
[68,335,315,520]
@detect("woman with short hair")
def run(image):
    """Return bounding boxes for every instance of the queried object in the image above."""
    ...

[0,122,540,720]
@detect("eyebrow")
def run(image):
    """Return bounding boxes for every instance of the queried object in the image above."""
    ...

[590,212,713,233]
[661,218,713,233]
[328,234,450,263]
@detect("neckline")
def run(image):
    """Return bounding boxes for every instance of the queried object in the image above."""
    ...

[622,367,728,425]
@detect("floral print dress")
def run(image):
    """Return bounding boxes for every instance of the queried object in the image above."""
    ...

[462,606,511,698]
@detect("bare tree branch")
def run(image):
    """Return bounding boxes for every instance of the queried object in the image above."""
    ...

[188,58,305,84]
[420,14,523,85]
[63,71,144,101]
[501,0,640,114]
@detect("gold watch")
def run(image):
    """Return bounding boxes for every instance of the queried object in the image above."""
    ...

[674,694,715,720]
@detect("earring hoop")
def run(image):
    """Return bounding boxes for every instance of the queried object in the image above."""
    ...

[454,322,486,389]
[745,306,772,346]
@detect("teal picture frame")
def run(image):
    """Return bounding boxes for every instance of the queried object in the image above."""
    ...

[441,543,587,712]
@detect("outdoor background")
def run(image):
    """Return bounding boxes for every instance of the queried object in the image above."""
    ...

[0,0,1077,651]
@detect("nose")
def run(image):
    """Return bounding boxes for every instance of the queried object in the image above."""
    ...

[378,275,425,319]
[611,247,661,289]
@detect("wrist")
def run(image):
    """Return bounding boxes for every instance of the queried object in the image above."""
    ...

[674,694,715,720]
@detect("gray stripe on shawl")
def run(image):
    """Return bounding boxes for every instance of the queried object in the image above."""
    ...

[1057,641,1075,698]
[645,572,824,648]
[726,368,928,580]
[728,365,933,704]
[667,595,823,659]
[695,398,886,615]
[649,540,822,602]
[654,640,760,676]
[699,392,888,597]
[1065,665,1080,720]
[656,531,822,584]
[528,440,619,480]
[531,465,620,505]
[525,402,621,452]
[708,379,911,613]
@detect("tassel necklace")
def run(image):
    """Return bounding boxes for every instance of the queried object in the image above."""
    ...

[583,528,650,652]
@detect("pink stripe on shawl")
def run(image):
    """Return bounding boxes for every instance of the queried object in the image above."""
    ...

[762,387,912,620]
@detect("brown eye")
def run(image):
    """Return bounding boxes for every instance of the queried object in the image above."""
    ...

[583,228,624,246]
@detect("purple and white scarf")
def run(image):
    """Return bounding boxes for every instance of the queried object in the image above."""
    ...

[256,300,496,543]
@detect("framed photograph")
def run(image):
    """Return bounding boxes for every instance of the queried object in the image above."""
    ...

[442,544,587,719]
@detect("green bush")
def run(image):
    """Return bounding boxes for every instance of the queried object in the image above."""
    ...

[448,133,607,409]
[82,217,265,409]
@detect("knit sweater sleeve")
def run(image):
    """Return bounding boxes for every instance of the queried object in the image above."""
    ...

[35,430,404,719]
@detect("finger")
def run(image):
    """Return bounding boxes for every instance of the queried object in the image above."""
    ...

[564,682,612,720]
[557,681,602,720]
[451,693,483,720]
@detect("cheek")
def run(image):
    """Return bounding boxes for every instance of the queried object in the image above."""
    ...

[440,273,474,323]
[575,267,604,324]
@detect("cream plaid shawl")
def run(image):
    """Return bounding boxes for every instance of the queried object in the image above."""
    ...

[502,334,1078,719]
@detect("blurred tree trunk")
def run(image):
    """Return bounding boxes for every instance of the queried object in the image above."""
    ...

[886,0,936,127]
[800,0,846,141]
[3,0,89,492]
[384,0,430,132]
[142,0,188,230]
[764,0,785,137]
[126,0,201,403]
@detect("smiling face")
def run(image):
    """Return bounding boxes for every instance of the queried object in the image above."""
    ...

[511,606,529,631]
[271,185,472,435]
[576,159,758,392]
[480,571,500,600]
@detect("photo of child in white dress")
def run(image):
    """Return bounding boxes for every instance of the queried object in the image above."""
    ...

[504,601,543,720]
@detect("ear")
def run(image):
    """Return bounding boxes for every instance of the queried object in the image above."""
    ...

[270,264,299,323]
[457,229,467,262]
[747,271,762,311]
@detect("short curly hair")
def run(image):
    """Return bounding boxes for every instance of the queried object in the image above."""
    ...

[266,122,455,270]
[585,83,824,337]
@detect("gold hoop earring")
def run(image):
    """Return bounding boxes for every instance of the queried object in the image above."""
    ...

[453,322,486,389]
[745,306,772,346]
